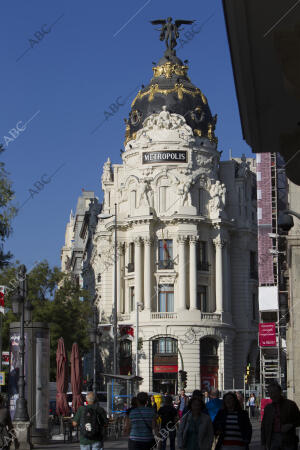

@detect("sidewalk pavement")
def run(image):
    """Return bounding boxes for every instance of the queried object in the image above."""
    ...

[35,437,128,450]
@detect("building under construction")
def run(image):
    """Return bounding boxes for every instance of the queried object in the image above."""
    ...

[257,152,288,397]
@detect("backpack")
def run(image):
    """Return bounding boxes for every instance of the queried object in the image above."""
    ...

[80,407,102,440]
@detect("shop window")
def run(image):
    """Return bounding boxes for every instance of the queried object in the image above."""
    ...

[158,239,173,269]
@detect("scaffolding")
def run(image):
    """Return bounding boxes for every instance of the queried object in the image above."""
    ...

[258,152,287,397]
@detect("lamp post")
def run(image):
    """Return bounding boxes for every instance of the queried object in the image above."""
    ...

[89,304,101,396]
[98,203,118,375]
[11,265,33,423]
[135,302,143,377]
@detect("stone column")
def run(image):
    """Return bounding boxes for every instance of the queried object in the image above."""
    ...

[117,243,123,314]
[189,236,198,310]
[177,236,187,311]
[225,241,232,313]
[144,237,152,311]
[213,237,225,313]
[124,242,129,313]
[134,238,143,305]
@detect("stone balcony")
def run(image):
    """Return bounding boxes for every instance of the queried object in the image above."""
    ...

[151,312,178,320]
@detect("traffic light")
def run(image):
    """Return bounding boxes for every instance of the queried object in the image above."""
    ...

[246,363,250,376]
[181,371,187,382]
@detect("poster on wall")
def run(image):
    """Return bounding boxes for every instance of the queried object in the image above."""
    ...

[9,333,20,418]
[201,365,218,391]
[36,331,50,429]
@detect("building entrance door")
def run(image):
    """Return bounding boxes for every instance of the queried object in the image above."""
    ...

[153,378,177,395]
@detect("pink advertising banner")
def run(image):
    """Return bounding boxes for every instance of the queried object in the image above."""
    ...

[259,323,276,347]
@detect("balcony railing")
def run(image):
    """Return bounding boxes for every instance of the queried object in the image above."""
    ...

[157,259,174,270]
[151,312,178,320]
[197,261,210,271]
[200,312,221,321]
[127,262,134,273]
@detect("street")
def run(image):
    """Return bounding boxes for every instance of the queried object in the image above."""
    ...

[35,419,262,450]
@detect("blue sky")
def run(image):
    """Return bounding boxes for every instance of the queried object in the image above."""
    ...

[1,0,251,270]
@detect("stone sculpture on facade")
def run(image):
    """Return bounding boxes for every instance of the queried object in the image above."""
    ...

[237,153,250,177]
[138,179,152,207]
[209,180,227,219]
[102,157,113,182]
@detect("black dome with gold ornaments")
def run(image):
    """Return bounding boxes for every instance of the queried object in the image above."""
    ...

[124,17,217,147]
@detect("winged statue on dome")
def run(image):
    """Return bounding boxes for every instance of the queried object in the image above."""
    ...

[151,17,194,52]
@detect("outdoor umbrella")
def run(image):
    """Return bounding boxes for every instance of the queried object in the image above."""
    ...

[70,342,83,413]
[56,337,70,417]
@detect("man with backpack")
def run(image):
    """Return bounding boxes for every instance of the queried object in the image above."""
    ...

[73,391,107,450]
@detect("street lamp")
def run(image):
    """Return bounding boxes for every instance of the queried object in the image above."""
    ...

[89,305,101,396]
[11,265,34,423]
[98,203,118,375]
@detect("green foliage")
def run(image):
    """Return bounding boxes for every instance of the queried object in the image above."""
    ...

[0,145,17,268]
[0,261,92,381]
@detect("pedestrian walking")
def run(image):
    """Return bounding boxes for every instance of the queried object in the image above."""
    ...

[249,394,256,418]
[182,390,208,416]
[124,392,157,450]
[126,397,138,416]
[178,396,214,450]
[213,392,252,450]
[148,396,157,413]
[236,392,245,409]
[206,388,223,422]
[204,391,210,404]
[261,382,300,450]
[0,395,15,450]
[72,391,107,450]
[157,396,178,450]
[177,389,189,419]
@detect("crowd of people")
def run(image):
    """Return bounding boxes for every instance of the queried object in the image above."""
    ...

[121,383,300,450]
[0,382,299,450]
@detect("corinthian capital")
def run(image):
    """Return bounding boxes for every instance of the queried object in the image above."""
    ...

[143,236,153,246]
[213,237,226,248]
[189,235,199,244]
[133,237,142,246]
[177,235,188,244]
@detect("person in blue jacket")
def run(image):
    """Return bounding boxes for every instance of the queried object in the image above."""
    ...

[206,388,223,422]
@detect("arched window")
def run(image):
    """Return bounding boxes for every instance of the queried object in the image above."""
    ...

[153,337,177,355]
[200,337,219,390]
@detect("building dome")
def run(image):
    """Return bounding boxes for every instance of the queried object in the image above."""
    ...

[125,52,217,146]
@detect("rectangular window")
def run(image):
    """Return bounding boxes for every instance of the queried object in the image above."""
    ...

[128,242,135,272]
[158,284,174,312]
[129,286,135,312]
[158,239,173,269]
[197,285,208,311]
[197,241,209,271]
[250,251,258,279]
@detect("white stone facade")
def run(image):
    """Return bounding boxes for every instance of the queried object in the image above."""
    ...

[83,108,259,393]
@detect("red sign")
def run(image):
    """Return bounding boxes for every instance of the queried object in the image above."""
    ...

[201,365,218,391]
[153,365,178,373]
[259,323,276,347]
[261,398,272,421]
[2,352,9,366]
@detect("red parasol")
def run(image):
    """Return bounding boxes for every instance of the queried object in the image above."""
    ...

[70,342,83,413]
[56,337,70,416]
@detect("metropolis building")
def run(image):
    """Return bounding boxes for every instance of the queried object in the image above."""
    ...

[61,23,258,393]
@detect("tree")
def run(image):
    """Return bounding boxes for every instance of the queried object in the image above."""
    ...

[0,261,92,380]
[0,144,17,268]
